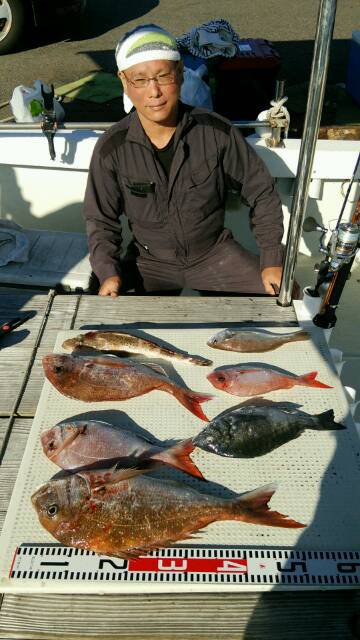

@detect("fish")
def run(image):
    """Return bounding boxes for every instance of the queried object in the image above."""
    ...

[192,405,345,458]
[31,469,305,558]
[41,419,204,479]
[207,329,310,353]
[42,354,213,421]
[62,331,212,366]
[207,367,332,397]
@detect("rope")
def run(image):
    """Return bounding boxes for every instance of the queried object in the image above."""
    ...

[0,288,56,464]
[267,96,290,137]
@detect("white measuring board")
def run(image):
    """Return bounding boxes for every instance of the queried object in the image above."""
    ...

[1,325,360,594]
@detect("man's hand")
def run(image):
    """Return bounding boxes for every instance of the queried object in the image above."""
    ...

[261,266,301,298]
[261,266,283,295]
[98,275,122,297]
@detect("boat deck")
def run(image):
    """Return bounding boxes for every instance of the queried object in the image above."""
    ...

[0,278,359,638]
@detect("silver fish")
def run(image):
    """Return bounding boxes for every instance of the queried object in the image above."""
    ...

[207,329,310,353]
[41,419,204,479]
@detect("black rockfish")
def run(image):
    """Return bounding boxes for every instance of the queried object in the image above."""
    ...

[193,405,345,458]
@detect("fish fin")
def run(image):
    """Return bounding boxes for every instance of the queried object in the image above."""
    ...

[157,439,205,480]
[119,548,153,559]
[79,459,159,491]
[188,356,213,366]
[222,330,237,341]
[299,371,333,389]
[291,330,310,343]
[140,362,169,377]
[231,483,306,529]
[170,387,213,421]
[85,355,128,367]
[113,350,134,358]
[311,409,346,431]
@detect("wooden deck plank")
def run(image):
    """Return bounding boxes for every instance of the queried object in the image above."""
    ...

[75,295,297,327]
[0,591,358,639]
[17,296,79,416]
[0,419,32,511]
[0,294,50,416]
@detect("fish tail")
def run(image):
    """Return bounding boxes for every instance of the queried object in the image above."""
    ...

[171,386,213,421]
[156,439,205,480]
[290,330,310,343]
[311,409,346,431]
[228,483,306,529]
[298,371,333,389]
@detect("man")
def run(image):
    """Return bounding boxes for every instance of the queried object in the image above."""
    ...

[84,24,285,297]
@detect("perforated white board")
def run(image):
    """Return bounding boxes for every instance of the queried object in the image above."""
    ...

[1,325,360,594]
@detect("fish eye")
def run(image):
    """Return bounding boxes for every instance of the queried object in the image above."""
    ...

[54,366,63,374]
[217,374,226,382]
[47,504,58,517]
[48,441,55,450]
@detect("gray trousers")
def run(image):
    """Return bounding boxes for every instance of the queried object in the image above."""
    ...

[135,238,266,295]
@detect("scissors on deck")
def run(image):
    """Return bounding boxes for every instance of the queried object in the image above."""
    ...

[0,315,32,343]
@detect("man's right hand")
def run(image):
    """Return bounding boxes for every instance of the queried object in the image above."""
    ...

[98,275,122,297]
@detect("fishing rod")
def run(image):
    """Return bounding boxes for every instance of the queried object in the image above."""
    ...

[303,151,360,329]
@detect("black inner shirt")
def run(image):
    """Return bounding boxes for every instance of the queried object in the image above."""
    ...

[152,134,175,180]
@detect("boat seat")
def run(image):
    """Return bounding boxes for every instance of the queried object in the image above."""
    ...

[0,228,91,292]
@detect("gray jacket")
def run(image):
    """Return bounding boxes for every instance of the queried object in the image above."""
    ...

[84,103,284,284]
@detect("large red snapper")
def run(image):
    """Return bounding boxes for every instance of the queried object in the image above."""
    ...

[207,367,332,397]
[42,354,213,421]
[31,470,305,558]
[41,420,204,479]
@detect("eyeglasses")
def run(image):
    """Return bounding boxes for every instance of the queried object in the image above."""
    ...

[123,69,179,89]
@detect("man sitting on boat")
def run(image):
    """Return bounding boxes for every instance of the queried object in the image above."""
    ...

[84,24,285,297]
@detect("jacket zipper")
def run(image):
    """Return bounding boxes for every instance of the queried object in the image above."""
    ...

[138,241,150,253]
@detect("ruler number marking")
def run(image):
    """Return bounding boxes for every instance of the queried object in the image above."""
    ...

[277,561,308,574]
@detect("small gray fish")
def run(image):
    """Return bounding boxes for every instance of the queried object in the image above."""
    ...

[63,331,212,366]
[193,405,345,458]
[207,329,310,353]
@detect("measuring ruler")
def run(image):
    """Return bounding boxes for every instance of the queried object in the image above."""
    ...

[9,545,360,588]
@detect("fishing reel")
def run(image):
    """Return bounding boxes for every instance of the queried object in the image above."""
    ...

[303,215,360,328]
[304,217,359,283]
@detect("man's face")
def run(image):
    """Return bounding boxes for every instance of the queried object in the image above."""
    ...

[119,59,182,126]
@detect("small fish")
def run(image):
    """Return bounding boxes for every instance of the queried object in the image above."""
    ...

[41,420,204,479]
[32,469,305,558]
[193,405,345,458]
[207,367,332,397]
[42,354,213,421]
[62,331,212,366]
[207,329,310,353]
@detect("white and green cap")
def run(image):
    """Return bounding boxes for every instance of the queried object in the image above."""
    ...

[116,24,180,71]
